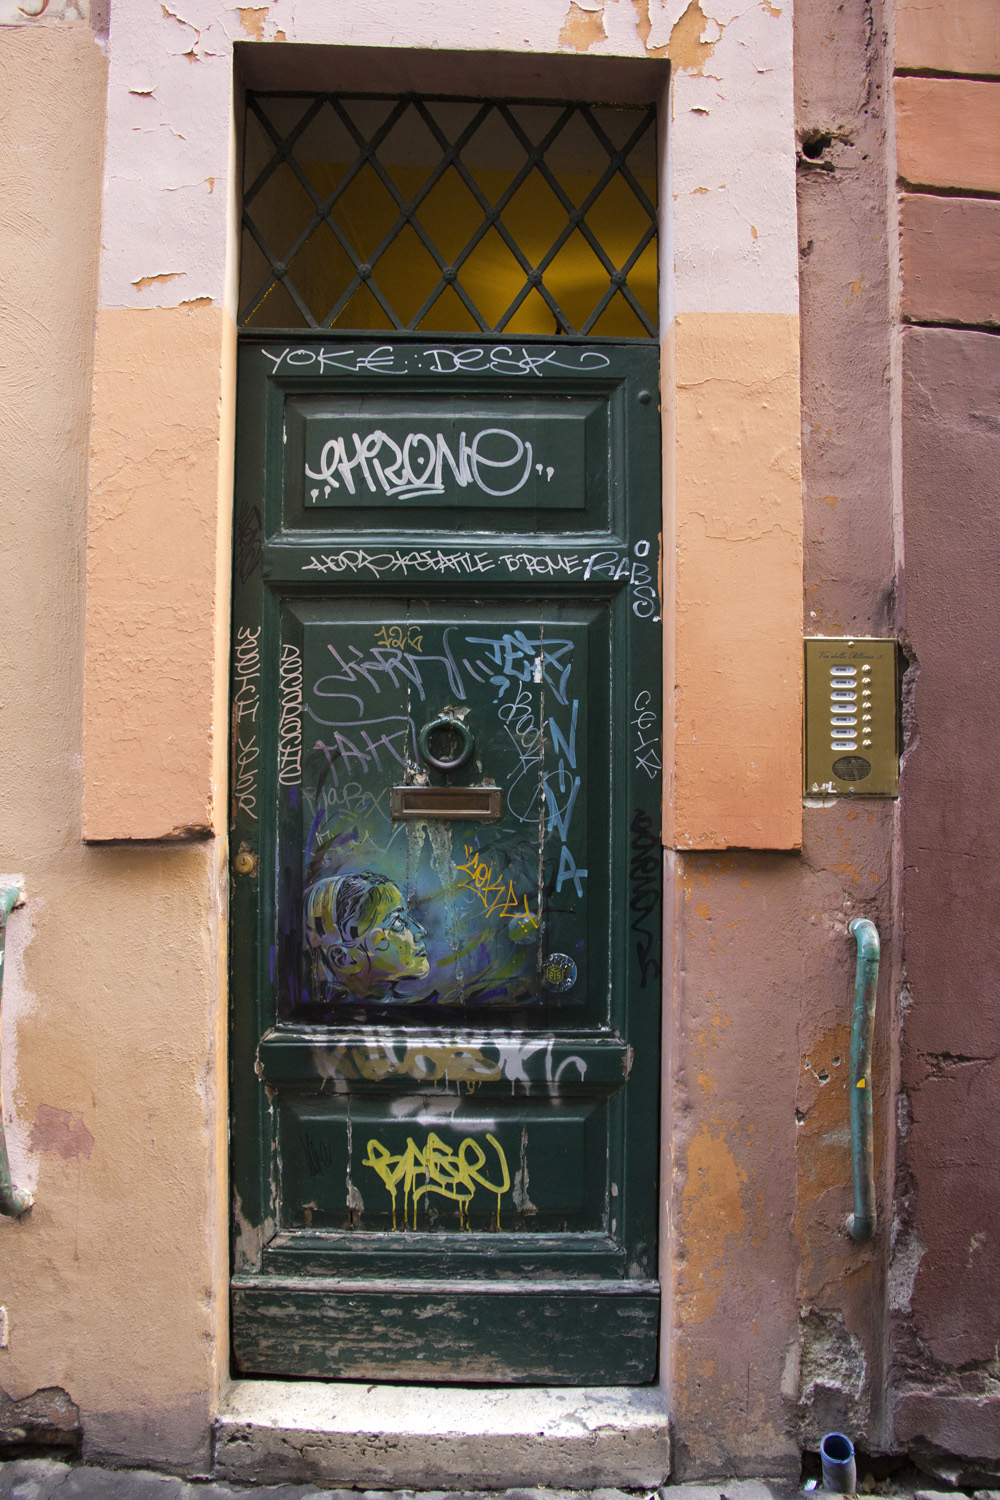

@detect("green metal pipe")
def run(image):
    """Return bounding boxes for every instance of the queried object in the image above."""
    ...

[0,886,32,1218]
[847,916,879,1242]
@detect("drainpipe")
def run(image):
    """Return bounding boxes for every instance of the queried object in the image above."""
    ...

[821,1431,857,1494]
[847,917,879,1241]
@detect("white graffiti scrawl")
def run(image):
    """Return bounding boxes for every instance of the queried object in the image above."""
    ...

[306,427,547,502]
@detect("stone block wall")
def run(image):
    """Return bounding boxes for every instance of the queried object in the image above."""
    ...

[891,0,1000,1481]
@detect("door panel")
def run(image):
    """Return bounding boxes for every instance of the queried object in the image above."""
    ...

[276,1095,610,1233]
[230,337,662,1384]
[285,391,614,531]
[279,597,609,1020]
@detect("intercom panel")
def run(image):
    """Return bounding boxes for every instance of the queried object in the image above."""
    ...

[804,638,900,797]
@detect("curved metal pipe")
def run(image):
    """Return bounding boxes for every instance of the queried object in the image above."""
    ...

[0,886,32,1218]
[847,917,879,1241]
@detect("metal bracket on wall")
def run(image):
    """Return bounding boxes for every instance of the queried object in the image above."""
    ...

[0,885,32,1219]
[847,917,879,1242]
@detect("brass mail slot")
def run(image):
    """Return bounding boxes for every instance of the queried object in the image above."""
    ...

[391,785,503,821]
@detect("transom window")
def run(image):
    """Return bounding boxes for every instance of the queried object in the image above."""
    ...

[239,92,658,336]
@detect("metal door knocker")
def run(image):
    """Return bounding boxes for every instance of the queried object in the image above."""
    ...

[418,714,474,772]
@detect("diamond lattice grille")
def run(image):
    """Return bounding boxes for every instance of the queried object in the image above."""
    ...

[240,93,658,336]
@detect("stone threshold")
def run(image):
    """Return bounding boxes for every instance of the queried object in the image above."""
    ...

[214,1381,671,1491]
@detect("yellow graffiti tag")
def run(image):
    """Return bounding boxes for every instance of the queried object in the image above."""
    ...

[374,623,423,652]
[362,1131,510,1229]
[456,846,531,921]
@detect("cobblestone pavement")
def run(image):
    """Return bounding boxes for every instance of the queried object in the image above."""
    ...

[1,1466,996,1500]
[0,1468,806,1500]
[0,1466,658,1500]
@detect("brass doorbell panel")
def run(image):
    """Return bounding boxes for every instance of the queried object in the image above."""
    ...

[804,638,900,797]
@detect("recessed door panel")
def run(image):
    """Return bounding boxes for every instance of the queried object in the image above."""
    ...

[283,391,613,532]
[276,598,609,1022]
[276,1095,610,1234]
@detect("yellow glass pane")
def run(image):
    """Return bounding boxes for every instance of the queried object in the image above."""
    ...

[457,111,526,184]
[370,222,445,326]
[241,96,659,335]
[242,108,278,191]
[256,95,317,140]
[376,104,442,198]
[626,238,658,329]
[627,172,658,215]
[607,106,657,171]
[415,284,482,334]
[425,100,483,144]
[294,102,362,173]
[542,229,611,332]
[589,292,649,338]
[415,168,485,262]
[340,98,400,145]
[328,162,402,261]
[238,227,273,319]
[464,167,518,211]
[503,286,563,337]
[585,175,654,270]
[285,220,357,325]
[534,111,605,205]
[328,283,395,332]
[500,174,569,267]
[241,275,309,330]
[455,228,526,328]
[245,160,318,262]
[506,103,565,149]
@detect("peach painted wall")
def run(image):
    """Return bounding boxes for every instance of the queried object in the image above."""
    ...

[0,16,228,1472]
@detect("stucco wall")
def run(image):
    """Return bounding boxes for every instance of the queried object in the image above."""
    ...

[895,329,1000,1478]
[0,19,228,1471]
[662,0,902,1472]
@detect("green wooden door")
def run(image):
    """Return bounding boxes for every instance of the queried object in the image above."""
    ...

[230,337,663,1383]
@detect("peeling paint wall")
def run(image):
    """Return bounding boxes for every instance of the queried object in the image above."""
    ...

[665,851,802,1475]
[0,13,228,1473]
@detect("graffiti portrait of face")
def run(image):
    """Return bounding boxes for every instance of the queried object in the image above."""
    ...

[369,892,429,985]
[305,871,429,1003]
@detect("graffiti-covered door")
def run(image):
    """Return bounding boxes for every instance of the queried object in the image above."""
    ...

[230,337,662,1383]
